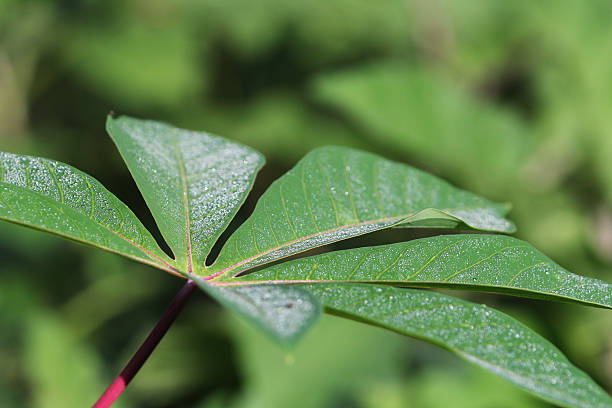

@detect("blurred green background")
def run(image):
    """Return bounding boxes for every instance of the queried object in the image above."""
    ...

[1,0,612,407]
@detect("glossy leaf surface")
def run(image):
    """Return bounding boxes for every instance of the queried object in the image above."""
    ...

[0,152,175,274]
[307,283,612,408]
[3,115,612,407]
[196,281,321,345]
[106,115,264,274]
[230,234,612,309]
[212,146,514,278]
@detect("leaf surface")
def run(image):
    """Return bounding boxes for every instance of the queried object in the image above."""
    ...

[106,115,264,274]
[212,146,514,278]
[0,151,174,273]
[230,234,612,309]
[306,283,612,408]
[196,281,321,345]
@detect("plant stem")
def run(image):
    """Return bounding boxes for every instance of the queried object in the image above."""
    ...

[92,279,197,408]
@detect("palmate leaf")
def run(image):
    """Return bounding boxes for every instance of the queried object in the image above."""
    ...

[211,146,515,279]
[0,151,175,274]
[227,234,612,309]
[2,116,612,407]
[106,115,264,274]
[105,116,320,342]
[306,284,612,408]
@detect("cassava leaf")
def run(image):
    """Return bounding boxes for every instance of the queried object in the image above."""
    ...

[228,234,612,309]
[211,146,514,279]
[195,281,321,346]
[4,115,612,407]
[306,283,612,408]
[0,151,175,274]
[106,115,264,274]
[106,116,320,344]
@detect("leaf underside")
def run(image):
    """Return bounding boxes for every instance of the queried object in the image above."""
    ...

[2,116,611,407]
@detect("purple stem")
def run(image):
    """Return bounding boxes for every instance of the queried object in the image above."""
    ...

[92,279,197,408]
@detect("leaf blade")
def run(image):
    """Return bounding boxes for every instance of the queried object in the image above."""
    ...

[0,152,174,273]
[212,146,514,278]
[106,115,265,274]
[306,283,612,408]
[195,281,321,346]
[231,234,612,309]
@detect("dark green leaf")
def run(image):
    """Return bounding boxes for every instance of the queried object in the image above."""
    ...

[211,146,514,279]
[0,151,175,274]
[306,283,612,408]
[230,234,612,309]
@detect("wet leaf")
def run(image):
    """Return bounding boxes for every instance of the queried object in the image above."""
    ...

[211,146,514,279]
[0,151,175,274]
[106,115,264,274]
[231,234,612,309]
[107,116,319,343]
[197,282,321,346]
[307,283,612,408]
[2,116,612,406]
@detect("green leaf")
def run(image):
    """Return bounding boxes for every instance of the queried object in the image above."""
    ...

[211,146,514,278]
[64,22,204,108]
[197,0,412,63]
[312,63,531,193]
[306,283,612,408]
[230,234,612,309]
[0,151,175,274]
[195,281,321,346]
[25,311,131,408]
[106,115,265,275]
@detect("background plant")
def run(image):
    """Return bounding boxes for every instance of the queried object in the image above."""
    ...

[1,1,612,407]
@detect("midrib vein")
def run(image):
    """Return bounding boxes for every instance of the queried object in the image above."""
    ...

[208,215,406,280]
[1,180,174,272]
[173,135,194,275]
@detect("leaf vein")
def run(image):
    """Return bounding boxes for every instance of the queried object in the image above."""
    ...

[406,237,473,280]
[507,261,549,285]
[442,245,530,282]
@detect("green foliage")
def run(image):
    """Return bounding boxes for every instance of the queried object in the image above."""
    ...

[1,116,611,407]
[24,312,128,408]
[0,151,172,272]
[200,283,321,345]
[64,22,203,109]
[106,116,264,272]
[313,63,531,194]
[4,2,612,407]
[233,234,612,309]
[211,145,514,280]
[197,0,412,63]
[309,284,610,408]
